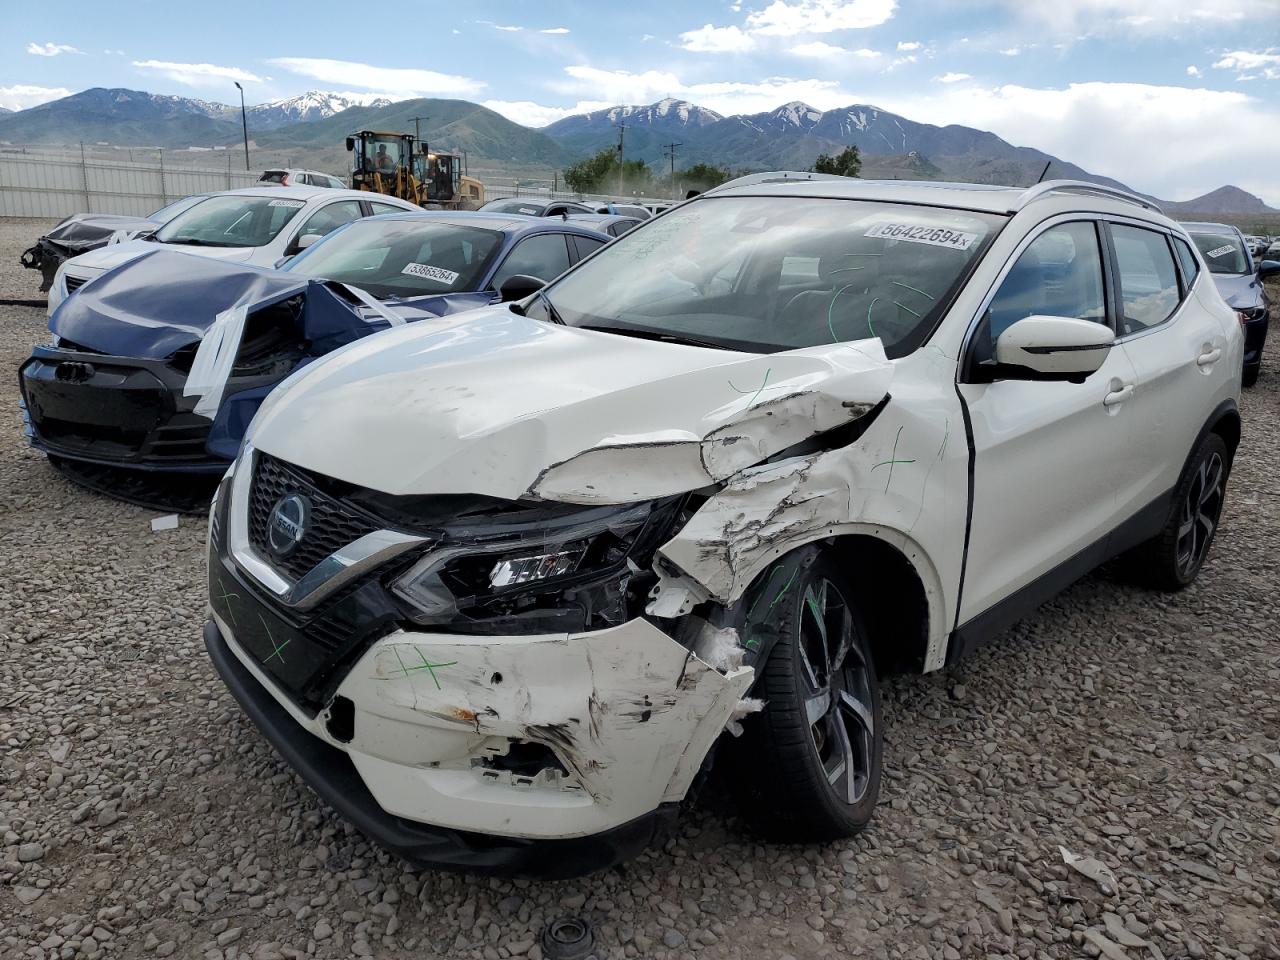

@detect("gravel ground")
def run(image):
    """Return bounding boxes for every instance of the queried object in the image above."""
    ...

[1,214,1277,960]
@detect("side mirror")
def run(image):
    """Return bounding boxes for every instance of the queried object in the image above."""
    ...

[499,274,545,303]
[993,315,1114,383]
[295,233,324,251]
[345,137,354,152]
[1257,259,1280,280]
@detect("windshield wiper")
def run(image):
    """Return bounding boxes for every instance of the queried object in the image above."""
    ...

[159,237,238,247]
[576,324,727,350]
[538,291,565,325]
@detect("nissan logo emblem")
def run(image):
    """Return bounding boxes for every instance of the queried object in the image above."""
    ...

[267,494,309,558]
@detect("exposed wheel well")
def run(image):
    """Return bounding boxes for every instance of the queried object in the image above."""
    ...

[826,535,931,676]
[1210,408,1241,458]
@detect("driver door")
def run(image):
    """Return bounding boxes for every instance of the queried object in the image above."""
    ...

[956,218,1138,623]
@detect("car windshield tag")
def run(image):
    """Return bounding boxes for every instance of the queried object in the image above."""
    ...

[401,262,460,285]
[268,199,306,208]
[1204,244,1235,259]
[864,222,978,250]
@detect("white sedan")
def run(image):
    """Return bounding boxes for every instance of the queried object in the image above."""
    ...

[47,186,419,314]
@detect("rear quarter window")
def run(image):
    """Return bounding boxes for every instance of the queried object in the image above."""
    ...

[1110,224,1181,334]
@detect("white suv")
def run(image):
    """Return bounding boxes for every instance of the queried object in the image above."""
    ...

[204,176,1241,878]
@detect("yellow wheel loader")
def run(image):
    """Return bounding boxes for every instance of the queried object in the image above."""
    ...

[345,131,484,209]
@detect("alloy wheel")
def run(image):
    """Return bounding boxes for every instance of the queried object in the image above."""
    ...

[796,577,875,805]
[1175,451,1224,579]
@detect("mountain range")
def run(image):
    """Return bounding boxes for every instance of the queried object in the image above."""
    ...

[0,87,1271,214]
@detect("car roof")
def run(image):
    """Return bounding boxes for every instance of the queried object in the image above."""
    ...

[1178,221,1241,234]
[565,213,639,226]
[704,174,1162,219]
[214,185,400,203]
[354,209,610,237]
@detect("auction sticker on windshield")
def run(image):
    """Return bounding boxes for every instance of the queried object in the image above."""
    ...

[401,262,460,285]
[1205,244,1235,259]
[268,199,306,208]
[864,222,978,250]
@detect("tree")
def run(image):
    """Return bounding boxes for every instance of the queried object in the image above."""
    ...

[812,145,861,178]
[563,147,653,193]
[680,162,731,190]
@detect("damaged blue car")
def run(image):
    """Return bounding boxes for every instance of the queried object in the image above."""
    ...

[18,212,611,496]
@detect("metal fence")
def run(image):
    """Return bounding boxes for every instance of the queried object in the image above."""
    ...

[0,149,261,218]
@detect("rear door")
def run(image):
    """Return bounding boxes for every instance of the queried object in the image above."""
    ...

[1107,221,1230,518]
[957,217,1138,621]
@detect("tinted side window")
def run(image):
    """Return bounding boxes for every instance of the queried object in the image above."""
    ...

[489,234,572,289]
[370,201,406,216]
[975,221,1107,364]
[297,200,363,243]
[570,235,606,262]
[1172,236,1200,289]
[1111,225,1180,334]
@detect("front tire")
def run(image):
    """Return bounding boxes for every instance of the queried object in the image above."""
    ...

[1124,432,1229,591]
[731,550,882,841]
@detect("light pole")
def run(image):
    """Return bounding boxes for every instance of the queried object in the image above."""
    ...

[233,81,249,171]
[663,142,682,200]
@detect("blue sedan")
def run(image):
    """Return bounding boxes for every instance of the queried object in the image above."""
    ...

[19,212,611,488]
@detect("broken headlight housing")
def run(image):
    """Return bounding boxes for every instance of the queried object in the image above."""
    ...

[391,498,684,634]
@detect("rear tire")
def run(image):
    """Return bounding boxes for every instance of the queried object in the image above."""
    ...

[729,550,882,842]
[1122,433,1229,591]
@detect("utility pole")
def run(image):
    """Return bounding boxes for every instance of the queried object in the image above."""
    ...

[663,142,682,200]
[616,122,625,196]
[233,81,250,171]
[410,116,429,149]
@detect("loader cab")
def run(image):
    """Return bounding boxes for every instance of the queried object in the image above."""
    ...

[346,131,415,191]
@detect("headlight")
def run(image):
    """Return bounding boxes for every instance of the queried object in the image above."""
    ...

[390,500,680,631]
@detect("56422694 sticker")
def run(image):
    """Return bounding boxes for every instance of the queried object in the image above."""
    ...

[401,262,460,285]
[267,198,306,208]
[865,222,979,251]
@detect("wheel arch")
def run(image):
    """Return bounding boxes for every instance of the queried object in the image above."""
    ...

[721,524,948,679]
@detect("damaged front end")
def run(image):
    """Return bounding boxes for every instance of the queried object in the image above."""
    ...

[20,214,158,292]
[205,316,896,873]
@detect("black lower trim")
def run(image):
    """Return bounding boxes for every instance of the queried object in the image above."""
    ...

[945,490,1171,665]
[204,619,677,878]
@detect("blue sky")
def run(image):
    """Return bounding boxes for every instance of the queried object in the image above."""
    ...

[5,0,1280,202]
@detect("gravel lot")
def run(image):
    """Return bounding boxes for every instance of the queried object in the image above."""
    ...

[1,215,1277,960]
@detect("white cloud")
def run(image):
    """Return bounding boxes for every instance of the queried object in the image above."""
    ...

[1213,49,1280,80]
[896,40,921,51]
[483,99,612,126]
[1186,65,1202,77]
[1000,47,1021,56]
[493,24,523,32]
[746,0,896,35]
[936,72,971,83]
[0,84,72,110]
[881,80,1280,205]
[132,59,264,86]
[267,58,484,97]
[540,27,571,34]
[790,41,880,58]
[679,24,757,53]
[555,65,855,115]
[983,0,1271,33]
[27,41,82,57]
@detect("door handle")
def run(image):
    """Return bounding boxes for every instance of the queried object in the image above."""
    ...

[1103,384,1134,407]
[1197,347,1222,367]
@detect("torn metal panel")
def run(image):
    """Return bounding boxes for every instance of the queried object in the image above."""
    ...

[314,618,754,840]
[20,214,158,291]
[250,305,894,501]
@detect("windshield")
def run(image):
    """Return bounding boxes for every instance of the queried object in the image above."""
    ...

[1190,232,1249,275]
[542,195,1005,356]
[153,194,307,248]
[480,198,545,216]
[148,194,207,224]
[284,218,504,298]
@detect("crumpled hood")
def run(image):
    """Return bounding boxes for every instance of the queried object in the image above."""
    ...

[68,237,254,275]
[51,250,306,358]
[42,213,158,252]
[249,304,895,503]
[1210,273,1265,311]
[50,249,494,360]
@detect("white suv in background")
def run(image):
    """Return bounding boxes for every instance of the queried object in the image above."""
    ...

[204,176,1241,878]
[46,186,418,314]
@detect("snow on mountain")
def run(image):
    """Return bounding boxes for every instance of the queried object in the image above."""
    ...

[244,91,393,128]
[769,101,824,131]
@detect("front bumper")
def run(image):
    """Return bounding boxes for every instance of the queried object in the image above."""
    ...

[1242,310,1270,370]
[18,345,269,474]
[204,619,681,878]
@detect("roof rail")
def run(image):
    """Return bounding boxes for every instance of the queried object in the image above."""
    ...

[1017,179,1161,213]
[702,170,850,195]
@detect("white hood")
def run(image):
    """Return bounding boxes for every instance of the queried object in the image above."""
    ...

[248,304,894,503]
[67,238,255,275]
